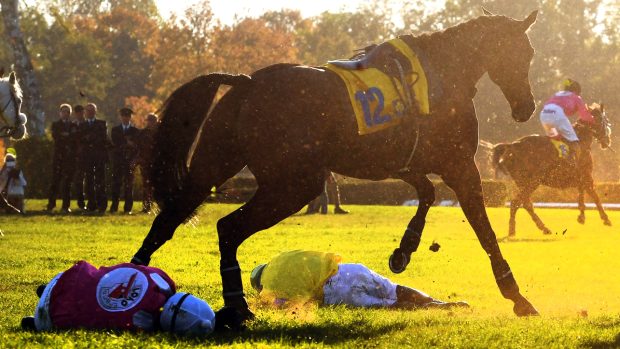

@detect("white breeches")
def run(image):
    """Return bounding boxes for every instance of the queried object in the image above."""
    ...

[323,263,398,307]
[539,103,579,142]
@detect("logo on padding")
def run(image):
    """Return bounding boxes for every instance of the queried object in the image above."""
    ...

[97,268,148,312]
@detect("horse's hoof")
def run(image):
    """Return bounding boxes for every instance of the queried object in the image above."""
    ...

[389,248,410,274]
[604,219,612,226]
[577,216,585,224]
[542,228,552,235]
[513,298,539,317]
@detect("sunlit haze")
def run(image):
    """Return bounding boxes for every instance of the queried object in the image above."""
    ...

[156,0,444,24]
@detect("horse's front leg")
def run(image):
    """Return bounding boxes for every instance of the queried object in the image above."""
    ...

[442,160,538,316]
[217,173,326,320]
[585,184,611,226]
[389,173,435,273]
[577,187,586,224]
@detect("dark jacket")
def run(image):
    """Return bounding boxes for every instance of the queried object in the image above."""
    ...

[111,124,139,164]
[136,126,157,167]
[79,118,109,163]
[51,119,78,161]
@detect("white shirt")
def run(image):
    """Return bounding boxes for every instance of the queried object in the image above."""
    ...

[0,162,27,196]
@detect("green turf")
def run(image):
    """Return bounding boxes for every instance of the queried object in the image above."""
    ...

[1,201,619,348]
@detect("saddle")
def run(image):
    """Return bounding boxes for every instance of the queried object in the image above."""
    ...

[324,38,431,135]
[327,44,378,70]
[549,138,570,159]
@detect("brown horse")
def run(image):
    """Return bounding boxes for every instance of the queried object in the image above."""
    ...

[131,11,540,318]
[492,104,612,236]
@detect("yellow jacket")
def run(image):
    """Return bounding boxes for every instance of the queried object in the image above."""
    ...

[260,250,341,301]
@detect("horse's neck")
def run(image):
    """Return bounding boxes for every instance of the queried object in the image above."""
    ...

[575,125,593,148]
[408,23,488,95]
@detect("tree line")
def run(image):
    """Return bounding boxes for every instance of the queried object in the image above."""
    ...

[1,0,619,179]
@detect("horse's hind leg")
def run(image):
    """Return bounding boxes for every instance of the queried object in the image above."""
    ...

[132,146,246,265]
[443,161,538,316]
[522,198,552,235]
[131,173,213,265]
[586,184,611,226]
[217,172,327,319]
[390,174,435,273]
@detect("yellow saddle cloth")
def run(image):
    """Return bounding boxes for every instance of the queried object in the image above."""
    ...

[325,38,430,135]
[550,139,570,159]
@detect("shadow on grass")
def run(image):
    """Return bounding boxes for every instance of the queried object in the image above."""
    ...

[498,236,561,243]
[8,318,409,346]
[581,332,620,349]
[181,319,408,346]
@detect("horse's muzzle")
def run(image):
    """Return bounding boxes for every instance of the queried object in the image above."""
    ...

[11,113,27,139]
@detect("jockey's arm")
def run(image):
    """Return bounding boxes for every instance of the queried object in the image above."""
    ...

[575,95,594,124]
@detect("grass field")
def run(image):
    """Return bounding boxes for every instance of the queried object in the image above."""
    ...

[1,201,619,348]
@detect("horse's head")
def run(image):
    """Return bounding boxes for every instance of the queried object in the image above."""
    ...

[588,103,612,149]
[481,9,538,123]
[0,70,27,140]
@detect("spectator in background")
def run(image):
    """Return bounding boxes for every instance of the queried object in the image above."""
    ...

[80,103,108,213]
[72,105,86,210]
[47,104,78,213]
[306,172,349,215]
[109,107,139,214]
[0,153,27,214]
[136,113,158,213]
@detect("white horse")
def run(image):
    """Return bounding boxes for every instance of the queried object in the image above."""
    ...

[0,70,27,140]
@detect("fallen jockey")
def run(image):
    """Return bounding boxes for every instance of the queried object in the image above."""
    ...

[21,261,243,335]
[250,250,469,309]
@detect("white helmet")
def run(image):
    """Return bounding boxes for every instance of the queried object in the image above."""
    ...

[160,293,215,336]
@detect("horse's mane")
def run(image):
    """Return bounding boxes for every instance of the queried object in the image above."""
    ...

[0,76,22,99]
[404,15,515,49]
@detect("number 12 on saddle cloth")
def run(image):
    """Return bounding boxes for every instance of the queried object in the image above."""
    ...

[324,38,430,135]
[550,138,570,159]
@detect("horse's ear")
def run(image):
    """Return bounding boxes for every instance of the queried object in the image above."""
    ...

[8,71,16,84]
[482,7,494,16]
[522,10,538,30]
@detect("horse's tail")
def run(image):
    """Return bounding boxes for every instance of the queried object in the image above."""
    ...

[151,73,251,207]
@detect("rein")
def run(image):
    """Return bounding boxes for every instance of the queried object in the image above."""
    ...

[390,52,422,174]
[0,89,18,137]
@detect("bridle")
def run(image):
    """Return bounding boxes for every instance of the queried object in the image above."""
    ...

[0,86,18,138]
[585,108,612,148]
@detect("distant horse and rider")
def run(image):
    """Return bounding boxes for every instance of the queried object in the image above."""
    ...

[131,10,541,318]
[491,101,612,236]
[0,69,27,213]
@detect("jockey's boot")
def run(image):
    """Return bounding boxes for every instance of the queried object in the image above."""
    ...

[567,141,582,168]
